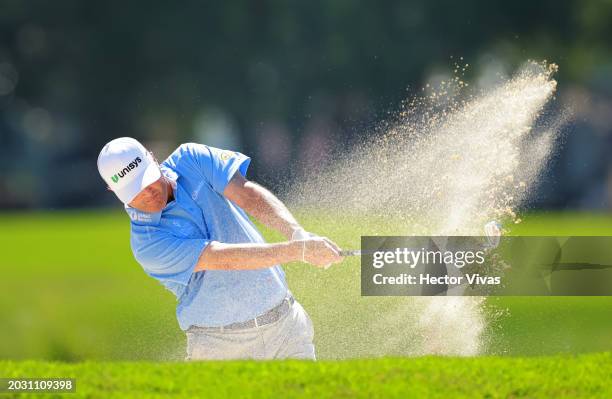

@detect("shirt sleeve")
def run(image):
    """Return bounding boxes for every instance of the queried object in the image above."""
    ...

[180,143,251,195]
[131,226,210,286]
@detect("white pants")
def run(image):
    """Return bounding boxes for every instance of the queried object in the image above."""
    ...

[185,300,316,360]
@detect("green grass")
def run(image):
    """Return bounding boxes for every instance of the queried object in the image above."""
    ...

[1,210,612,397]
[1,210,612,361]
[1,353,610,398]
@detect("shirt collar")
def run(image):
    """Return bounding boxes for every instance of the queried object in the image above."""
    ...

[162,164,179,190]
[125,164,179,226]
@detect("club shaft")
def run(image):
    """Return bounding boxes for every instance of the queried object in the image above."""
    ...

[340,249,364,256]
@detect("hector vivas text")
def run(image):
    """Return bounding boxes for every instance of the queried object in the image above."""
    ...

[371,247,501,286]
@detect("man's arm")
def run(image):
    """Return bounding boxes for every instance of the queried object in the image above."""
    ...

[223,173,302,239]
[195,241,300,271]
[195,238,341,271]
[210,172,343,271]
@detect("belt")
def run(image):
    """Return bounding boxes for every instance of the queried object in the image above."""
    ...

[188,295,295,332]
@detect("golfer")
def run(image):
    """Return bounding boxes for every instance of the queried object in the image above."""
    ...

[97,137,343,360]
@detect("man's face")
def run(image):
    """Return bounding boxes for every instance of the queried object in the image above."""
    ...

[128,177,168,213]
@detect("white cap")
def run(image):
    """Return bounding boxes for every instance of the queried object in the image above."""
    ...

[97,137,162,204]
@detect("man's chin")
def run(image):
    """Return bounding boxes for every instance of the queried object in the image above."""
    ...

[149,204,165,213]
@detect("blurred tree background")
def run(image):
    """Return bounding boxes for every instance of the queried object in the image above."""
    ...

[0,0,611,209]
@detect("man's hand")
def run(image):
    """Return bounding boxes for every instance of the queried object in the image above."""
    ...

[299,236,344,269]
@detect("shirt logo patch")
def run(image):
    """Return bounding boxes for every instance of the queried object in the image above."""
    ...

[220,151,233,161]
[127,208,155,223]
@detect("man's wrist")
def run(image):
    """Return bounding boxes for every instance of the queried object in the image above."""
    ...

[286,240,305,262]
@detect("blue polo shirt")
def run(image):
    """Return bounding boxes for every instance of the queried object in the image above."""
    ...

[127,143,289,330]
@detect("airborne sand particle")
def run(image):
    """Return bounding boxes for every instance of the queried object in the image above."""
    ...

[288,61,565,357]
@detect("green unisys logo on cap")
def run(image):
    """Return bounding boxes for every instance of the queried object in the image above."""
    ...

[110,157,142,183]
